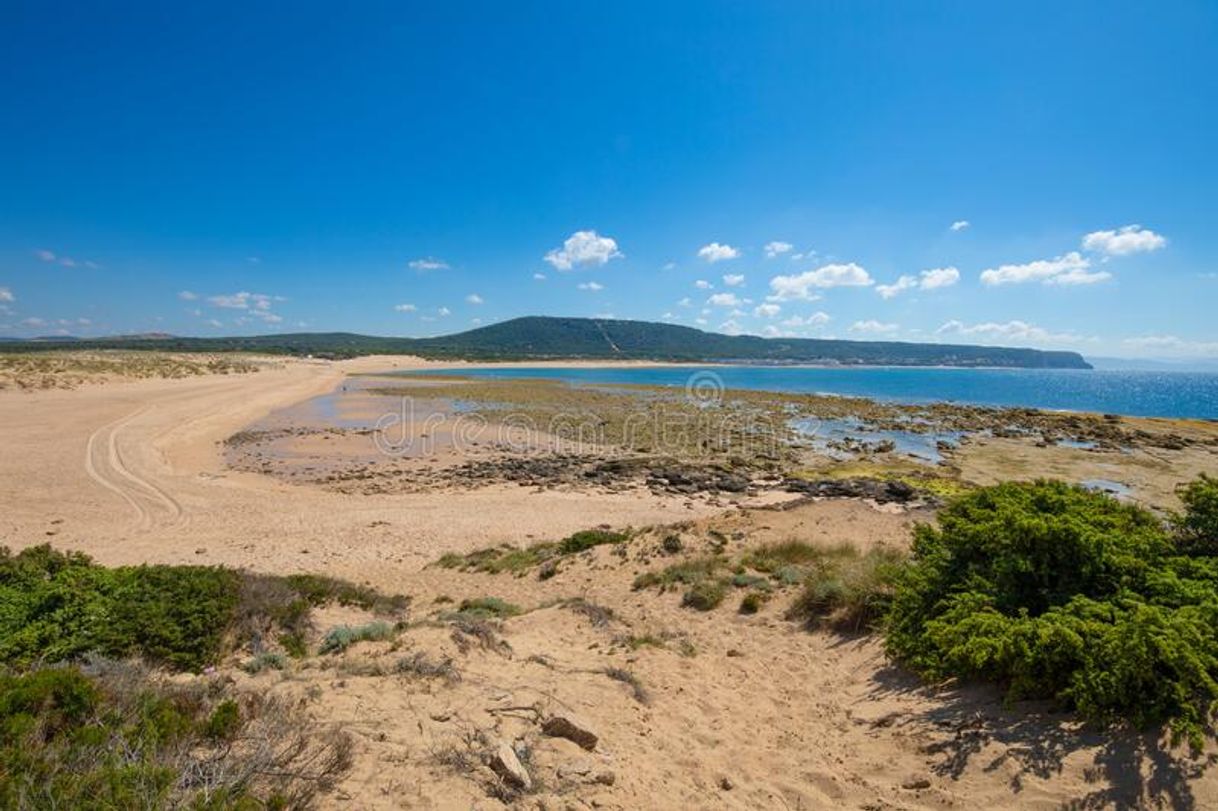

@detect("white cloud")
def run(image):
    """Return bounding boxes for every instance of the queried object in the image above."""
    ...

[876,275,917,300]
[437,306,451,317]
[979,252,1104,286]
[577,281,604,292]
[781,312,831,329]
[1047,267,1112,286]
[764,241,793,258]
[59,257,77,268]
[753,303,781,318]
[394,303,417,312]
[205,291,286,322]
[920,266,960,290]
[471,318,482,325]
[178,290,198,301]
[0,287,14,303]
[677,297,693,308]
[694,318,708,326]
[768,262,872,300]
[35,249,56,262]
[936,319,1088,346]
[662,261,677,271]
[544,230,622,270]
[205,319,223,328]
[20,317,46,327]
[409,257,449,271]
[465,293,483,304]
[533,272,546,281]
[722,273,745,287]
[877,266,961,298]
[707,292,742,307]
[697,242,741,263]
[718,319,742,334]
[850,320,899,334]
[1082,225,1166,256]
[1122,335,1218,357]
[694,279,713,290]
[950,220,970,232]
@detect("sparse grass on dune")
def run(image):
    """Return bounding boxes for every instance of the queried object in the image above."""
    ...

[435,528,630,577]
[0,350,263,390]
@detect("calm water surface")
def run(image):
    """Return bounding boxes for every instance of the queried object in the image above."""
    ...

[390,366,1218,420]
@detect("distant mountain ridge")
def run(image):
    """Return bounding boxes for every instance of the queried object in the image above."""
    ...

[1,316,1092,369]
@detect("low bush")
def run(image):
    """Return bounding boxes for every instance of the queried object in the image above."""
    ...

[632,555,724,590]
[787,545,906,632]
[0,545,408,672]
[885,478,1218,749]
[0,661,351,809]
[453,596,522,619]
[739,589,771,614]
[558,528,628,555]
[682,579,728,611]
[319,621,396,655]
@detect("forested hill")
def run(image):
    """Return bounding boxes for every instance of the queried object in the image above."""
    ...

[0,316,1092,369]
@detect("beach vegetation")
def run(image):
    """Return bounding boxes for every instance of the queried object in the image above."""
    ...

[885,478,1218,749]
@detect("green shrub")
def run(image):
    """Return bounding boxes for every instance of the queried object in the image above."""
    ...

[559,529,628,555]
[739,590,771,614]
[319,622,396,655]
[1174,474,1218,557]
[885,479,1218,749]
[787,545,906,631]
[0,664,351,809]
[682,579,728,611]
[0,546,409,672]
[633,555,724,590]
[242,652,289,674]
[454,596,522,619]
[0,546,240,672]
[284,573,409,614]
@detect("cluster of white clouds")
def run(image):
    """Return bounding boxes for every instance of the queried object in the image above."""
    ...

[1122,334,1218,356]
[577,281,604,292]
[850,320,899,334]
[544,230,622,271]
[697,242,740,263]
[979,251,1110,286]
[1082,225,1167,256]
[763,241,793,258]
[767,263,873,301]
[935,319,1087,346]
[979,225,1165,287]
[722,273,745,287]
[409,257,449,272]
[35,249,99,269]
[876,266,960,299]
[0,287,13,304]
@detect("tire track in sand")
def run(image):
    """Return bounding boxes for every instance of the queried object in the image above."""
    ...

[85,407,184,531]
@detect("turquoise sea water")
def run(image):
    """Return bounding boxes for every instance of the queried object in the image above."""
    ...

[394,366,1218,420]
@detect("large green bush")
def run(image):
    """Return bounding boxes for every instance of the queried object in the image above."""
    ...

[0,546,240,671]
[0,545,408,671]
[886,479,1218,748]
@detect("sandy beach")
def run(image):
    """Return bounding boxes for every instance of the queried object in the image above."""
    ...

[2,354,1216,810]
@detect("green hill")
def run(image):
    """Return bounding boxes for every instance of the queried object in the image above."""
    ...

[1,316,1092,368]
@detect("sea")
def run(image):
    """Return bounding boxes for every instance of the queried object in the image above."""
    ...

[393,366,1218,420]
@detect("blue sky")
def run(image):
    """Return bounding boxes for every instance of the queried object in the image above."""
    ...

[1,1,1216,359]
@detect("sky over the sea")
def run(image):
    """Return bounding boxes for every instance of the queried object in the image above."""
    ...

[1,2,1215,359]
